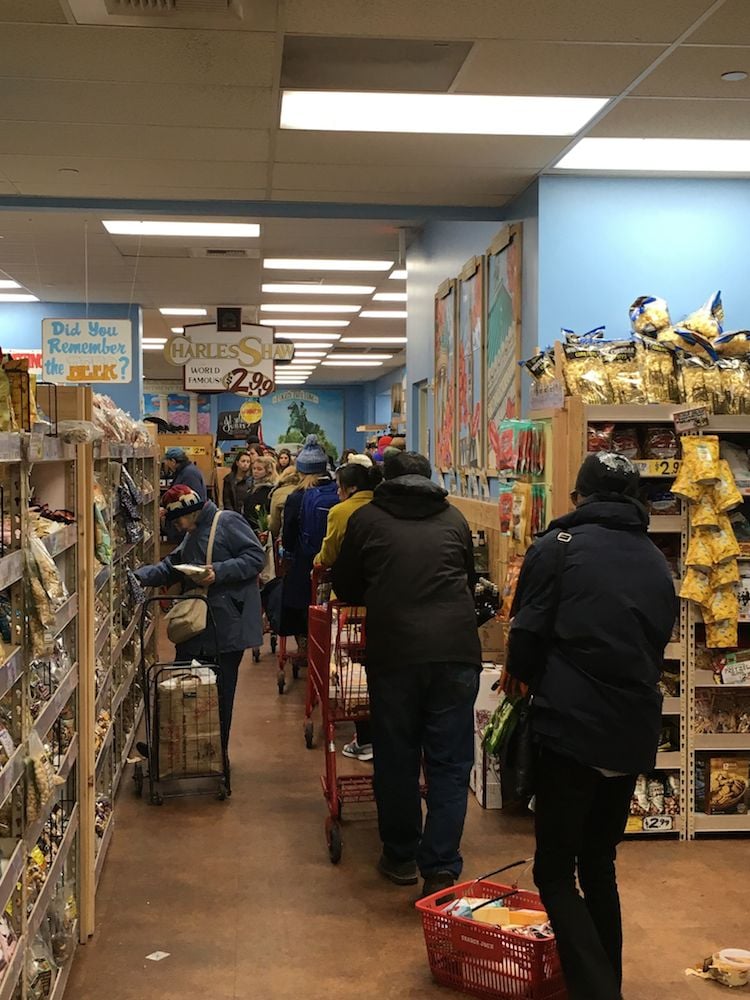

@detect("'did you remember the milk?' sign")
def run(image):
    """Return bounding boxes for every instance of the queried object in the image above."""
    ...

[42,318,133,384]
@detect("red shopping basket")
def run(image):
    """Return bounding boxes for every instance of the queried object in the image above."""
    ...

[416,868,567,1000]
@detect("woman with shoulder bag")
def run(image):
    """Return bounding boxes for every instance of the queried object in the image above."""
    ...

[135,484,265,758]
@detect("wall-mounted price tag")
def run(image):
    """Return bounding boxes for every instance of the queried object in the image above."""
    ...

[633,459,680,477]
[673,405,710,435]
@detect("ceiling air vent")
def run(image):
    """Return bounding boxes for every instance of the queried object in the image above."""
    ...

[103,0,237,15]
[190,248,259,259]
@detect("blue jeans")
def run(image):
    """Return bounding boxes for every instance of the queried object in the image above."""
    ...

[366,662,479,878]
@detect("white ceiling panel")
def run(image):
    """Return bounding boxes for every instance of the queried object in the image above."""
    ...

[590,98,750,139]
[0,0,68,23]
[689,0,750,44]
[635,46,750,98]
[0,25,276,86]
[454,41,662,96]
[0,79,275,129]
[284,0,715,44]
[272,162,528,195]
[0,122,270,163]
[269,189,514,206]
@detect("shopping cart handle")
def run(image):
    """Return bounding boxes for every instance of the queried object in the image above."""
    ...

[471,889,521,913]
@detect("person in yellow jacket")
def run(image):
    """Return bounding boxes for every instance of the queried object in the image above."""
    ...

[316,453,383,761]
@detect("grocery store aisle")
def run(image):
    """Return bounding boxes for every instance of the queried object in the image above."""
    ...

[69,645,746,1000]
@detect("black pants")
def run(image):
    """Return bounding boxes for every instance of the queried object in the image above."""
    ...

[534,748,636,1000]
[367,662,479,878]
[175,646,243,750]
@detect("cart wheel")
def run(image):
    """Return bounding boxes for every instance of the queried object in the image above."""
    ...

[326,820,343,864]
[252,647,261,663]
[277,672,286,695]
[304,720,314,749]
[133,763,144,797]
[292,660,301,680]
[150,792,164,806]
[270,634,277,653]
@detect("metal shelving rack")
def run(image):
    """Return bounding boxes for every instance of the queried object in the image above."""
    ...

[0,428,82,1000]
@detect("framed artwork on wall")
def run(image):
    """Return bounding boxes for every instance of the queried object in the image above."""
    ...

[434,278,457,472]
[485,224,522,475]
[456,254,485,471]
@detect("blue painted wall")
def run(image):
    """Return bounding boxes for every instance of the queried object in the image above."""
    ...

[538,175,750,345]
[0,301,142,415]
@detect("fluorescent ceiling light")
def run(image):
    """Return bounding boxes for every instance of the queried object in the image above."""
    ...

[0,293,39,302]
[260,303,360,314]
[330,353,393,360]
[0,279,21,289]
[373,292,407,302]
[171,327,184,334]
[143,338,167,345]
[361,310,407,319]
[556,137,750,172]
[260,319,349,327]
[264,258,393,271]
[262,283,375,295]
[280,90,609,137]
[321,360,384,367]
[103,220,260,237]
[159,307,207,316]
[293,351,327,357]
[389,270,407,281]
[282,333,339,342]
[341,336,407,344]
[142,344,165,351]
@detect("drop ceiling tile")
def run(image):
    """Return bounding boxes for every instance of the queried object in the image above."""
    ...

[272,161,528,195]
[455,41,661,95]
[591,97,750,138]
[270,188,515,206]
[0,80,275,129]
[688,0,750,44]
[634,46,750,98]
[0,178,17,194]
[0,155,269,194]
[0,0,68,23]
[0,25,276,86]
[274,132,567,169]
[284,0,714,43]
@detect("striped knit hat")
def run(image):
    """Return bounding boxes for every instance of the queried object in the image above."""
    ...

[162,483,205,522]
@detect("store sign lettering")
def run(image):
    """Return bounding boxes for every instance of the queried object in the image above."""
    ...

[42,317,133,384]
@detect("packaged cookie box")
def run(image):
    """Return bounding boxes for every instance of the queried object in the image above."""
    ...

[707,756,750,814]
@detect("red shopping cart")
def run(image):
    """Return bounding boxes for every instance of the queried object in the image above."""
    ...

[416,860,567,1000]
[305,567,373,863]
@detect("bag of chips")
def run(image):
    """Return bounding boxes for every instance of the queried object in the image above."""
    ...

[716,359,750,415]
[629,296,671,335]
[685,531,714,572]
[602,341,647,404]
[635,335,679,403]
[710,560,740,589]
[713,459,743,513]
[498,483,514,535]
[715,330,750,358]
[523,351,556,383]
[706,619,738,649]
[704,587,739,625]
[681,436,720,485]
[611,425,640,460]
[587,423,614,453]
[561,342,612,405]
[680,567,712,606]
[681,291,724,340]
[643,425,678,460]
[692,490,720,529]
[661,327,717,363]
[710,515,742,565]
[562,326,606,344]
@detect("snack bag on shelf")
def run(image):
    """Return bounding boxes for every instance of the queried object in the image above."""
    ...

[720,440,750,493]
[523,351,556,383]
[713,459,744,513]
[587,423,614,453]
[0,368,17,432]
[685,532,713,572]
[680,290,724,340]
[510,481,532,549]
[708,757,749,813]
[611,425,640,460]
[561,325,607,344]
[704,587,739,626]
[635,335,679,403]
[643,425,678,461]
[497,483,513,534]
[561,342,612,405]
[680,567,712,606]
[711,514,742,564]
[676,354,719,408]
[680,436,720,485]
[602,341,647,404]
[706,619,739,649]
[629,295,671,335]
[715,330,750,357]
[715,358,750,414]
[691,491,720,530]
[710,560,740,589]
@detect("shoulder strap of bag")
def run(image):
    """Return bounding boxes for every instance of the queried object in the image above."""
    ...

[548,530,572,632]
[206,510,221,566]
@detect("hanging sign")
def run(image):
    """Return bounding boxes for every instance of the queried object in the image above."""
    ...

[164,322,294,395]
[42,318,133,383]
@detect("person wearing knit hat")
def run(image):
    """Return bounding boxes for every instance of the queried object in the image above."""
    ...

[295,433,329,475]
[373,434,393,463]
[162,483,206,526]
[505,450,677,1000]
[162,446,207,542]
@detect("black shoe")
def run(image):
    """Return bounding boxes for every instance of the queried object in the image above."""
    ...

[420,871,456,899]
[135,741,149,758]
[377,853,419,886]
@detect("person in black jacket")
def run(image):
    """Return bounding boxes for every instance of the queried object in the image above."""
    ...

[506,452,677,1000]
[332,451,481,898]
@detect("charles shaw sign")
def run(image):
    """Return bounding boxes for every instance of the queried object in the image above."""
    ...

[164,322,294,395]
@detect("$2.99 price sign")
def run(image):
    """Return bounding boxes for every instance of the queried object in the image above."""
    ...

[223,367,275,397]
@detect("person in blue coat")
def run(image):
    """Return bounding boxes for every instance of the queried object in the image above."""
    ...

[162,447,207,543]
[136,484,265,754]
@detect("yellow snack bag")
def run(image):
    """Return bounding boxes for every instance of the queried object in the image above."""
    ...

[710,516,742,565]
[706,619,738,649]
[691,490,720,529]
[713,460,743,513]
[710,560,740,589]
[685,531,714,572]
[561,343,613,405]
[679,567,712,605]
[681,436,720,485]
[703,587,739,624]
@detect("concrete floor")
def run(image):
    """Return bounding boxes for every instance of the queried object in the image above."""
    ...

[69,644,746,1000]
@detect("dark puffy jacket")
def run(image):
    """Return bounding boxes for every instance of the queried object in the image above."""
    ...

[507,496,678,775]
[332,475,482,671]
[165,461,208,542]
[137,500,265,657]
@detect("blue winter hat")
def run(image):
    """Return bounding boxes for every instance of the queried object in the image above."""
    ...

[165,447,187,462]
[296,434,328,475]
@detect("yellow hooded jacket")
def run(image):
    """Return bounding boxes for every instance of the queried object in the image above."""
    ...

[315,490,374,568]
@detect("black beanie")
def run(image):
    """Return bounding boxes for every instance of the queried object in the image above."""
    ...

[575,452,640,499]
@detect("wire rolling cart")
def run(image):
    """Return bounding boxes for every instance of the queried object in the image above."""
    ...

[266,537,306,694]
[133,595,231,805]
[416,860,567,1000]
[305,568,374,863]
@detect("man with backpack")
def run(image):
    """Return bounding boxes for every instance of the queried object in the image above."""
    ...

[279,435,338,641]
[332,451,481,898]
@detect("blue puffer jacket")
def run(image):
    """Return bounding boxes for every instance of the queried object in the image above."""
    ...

[137,500,265,657]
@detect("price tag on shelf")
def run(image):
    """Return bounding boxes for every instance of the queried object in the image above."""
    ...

[633,459,680,477]
[673,404,710,435]
[643,815,674,832]
[529,378,565,412]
